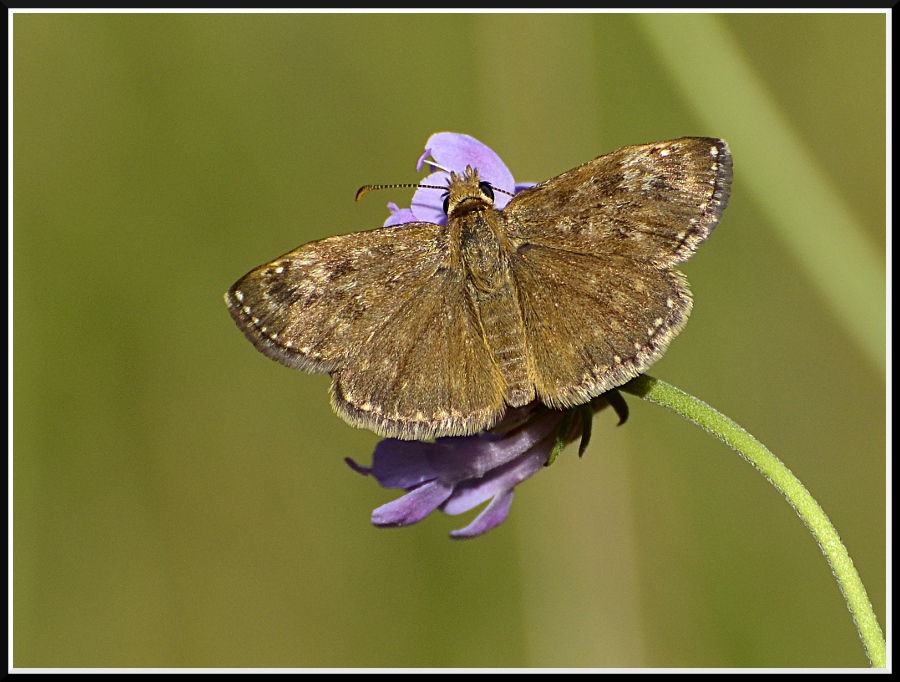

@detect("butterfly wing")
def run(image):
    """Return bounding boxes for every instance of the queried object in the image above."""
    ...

[501,138,732,406]
[504,138,731,267]
[226,222,506,439]
[509,246,692,407]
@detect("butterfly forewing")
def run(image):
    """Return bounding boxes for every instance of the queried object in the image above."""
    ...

[503,138,732,267]
[226,221,505,439]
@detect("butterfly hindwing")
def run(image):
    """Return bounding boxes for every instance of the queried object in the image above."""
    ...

[509,245,692,407]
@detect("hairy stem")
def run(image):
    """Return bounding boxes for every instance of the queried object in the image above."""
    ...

[620,375,885,668]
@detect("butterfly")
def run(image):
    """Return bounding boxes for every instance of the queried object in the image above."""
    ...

[225,137,732,440]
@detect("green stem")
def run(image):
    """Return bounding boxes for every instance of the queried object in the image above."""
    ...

[620,375,885,668]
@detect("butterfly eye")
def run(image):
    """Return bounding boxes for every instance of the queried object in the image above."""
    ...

[442,193,451,216]
[479,182,494,202]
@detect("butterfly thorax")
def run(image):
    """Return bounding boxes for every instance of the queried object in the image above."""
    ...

[457,209,505,295]
[448,168,509,294]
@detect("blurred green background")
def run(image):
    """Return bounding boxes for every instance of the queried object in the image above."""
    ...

[14,13,885,668]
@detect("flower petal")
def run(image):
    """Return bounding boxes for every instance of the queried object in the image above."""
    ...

[368,438,441,489]
[420,132,516,208]
[371,479,454,527]
[344,457,372,476]
[441,443,548,516]
[408,171,450,225]
[427,407,563,480]
[382,202,419,227]
[415,147,433,172]
[449,490,515,539]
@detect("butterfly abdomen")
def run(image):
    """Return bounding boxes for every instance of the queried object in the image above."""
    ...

[473,287,535,408]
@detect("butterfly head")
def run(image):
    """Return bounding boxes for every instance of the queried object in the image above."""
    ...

[442,166,496,217]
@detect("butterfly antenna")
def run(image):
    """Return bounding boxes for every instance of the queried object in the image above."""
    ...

[355,183,447,202]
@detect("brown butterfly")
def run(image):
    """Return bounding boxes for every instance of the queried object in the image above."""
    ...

[225,137,732,440]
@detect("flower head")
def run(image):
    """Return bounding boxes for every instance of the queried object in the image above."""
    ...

[347,402,595,539]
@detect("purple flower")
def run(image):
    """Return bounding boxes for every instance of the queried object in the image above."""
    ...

[348,132,604,539]
[382,132,534,227]
[347,403,593,539]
